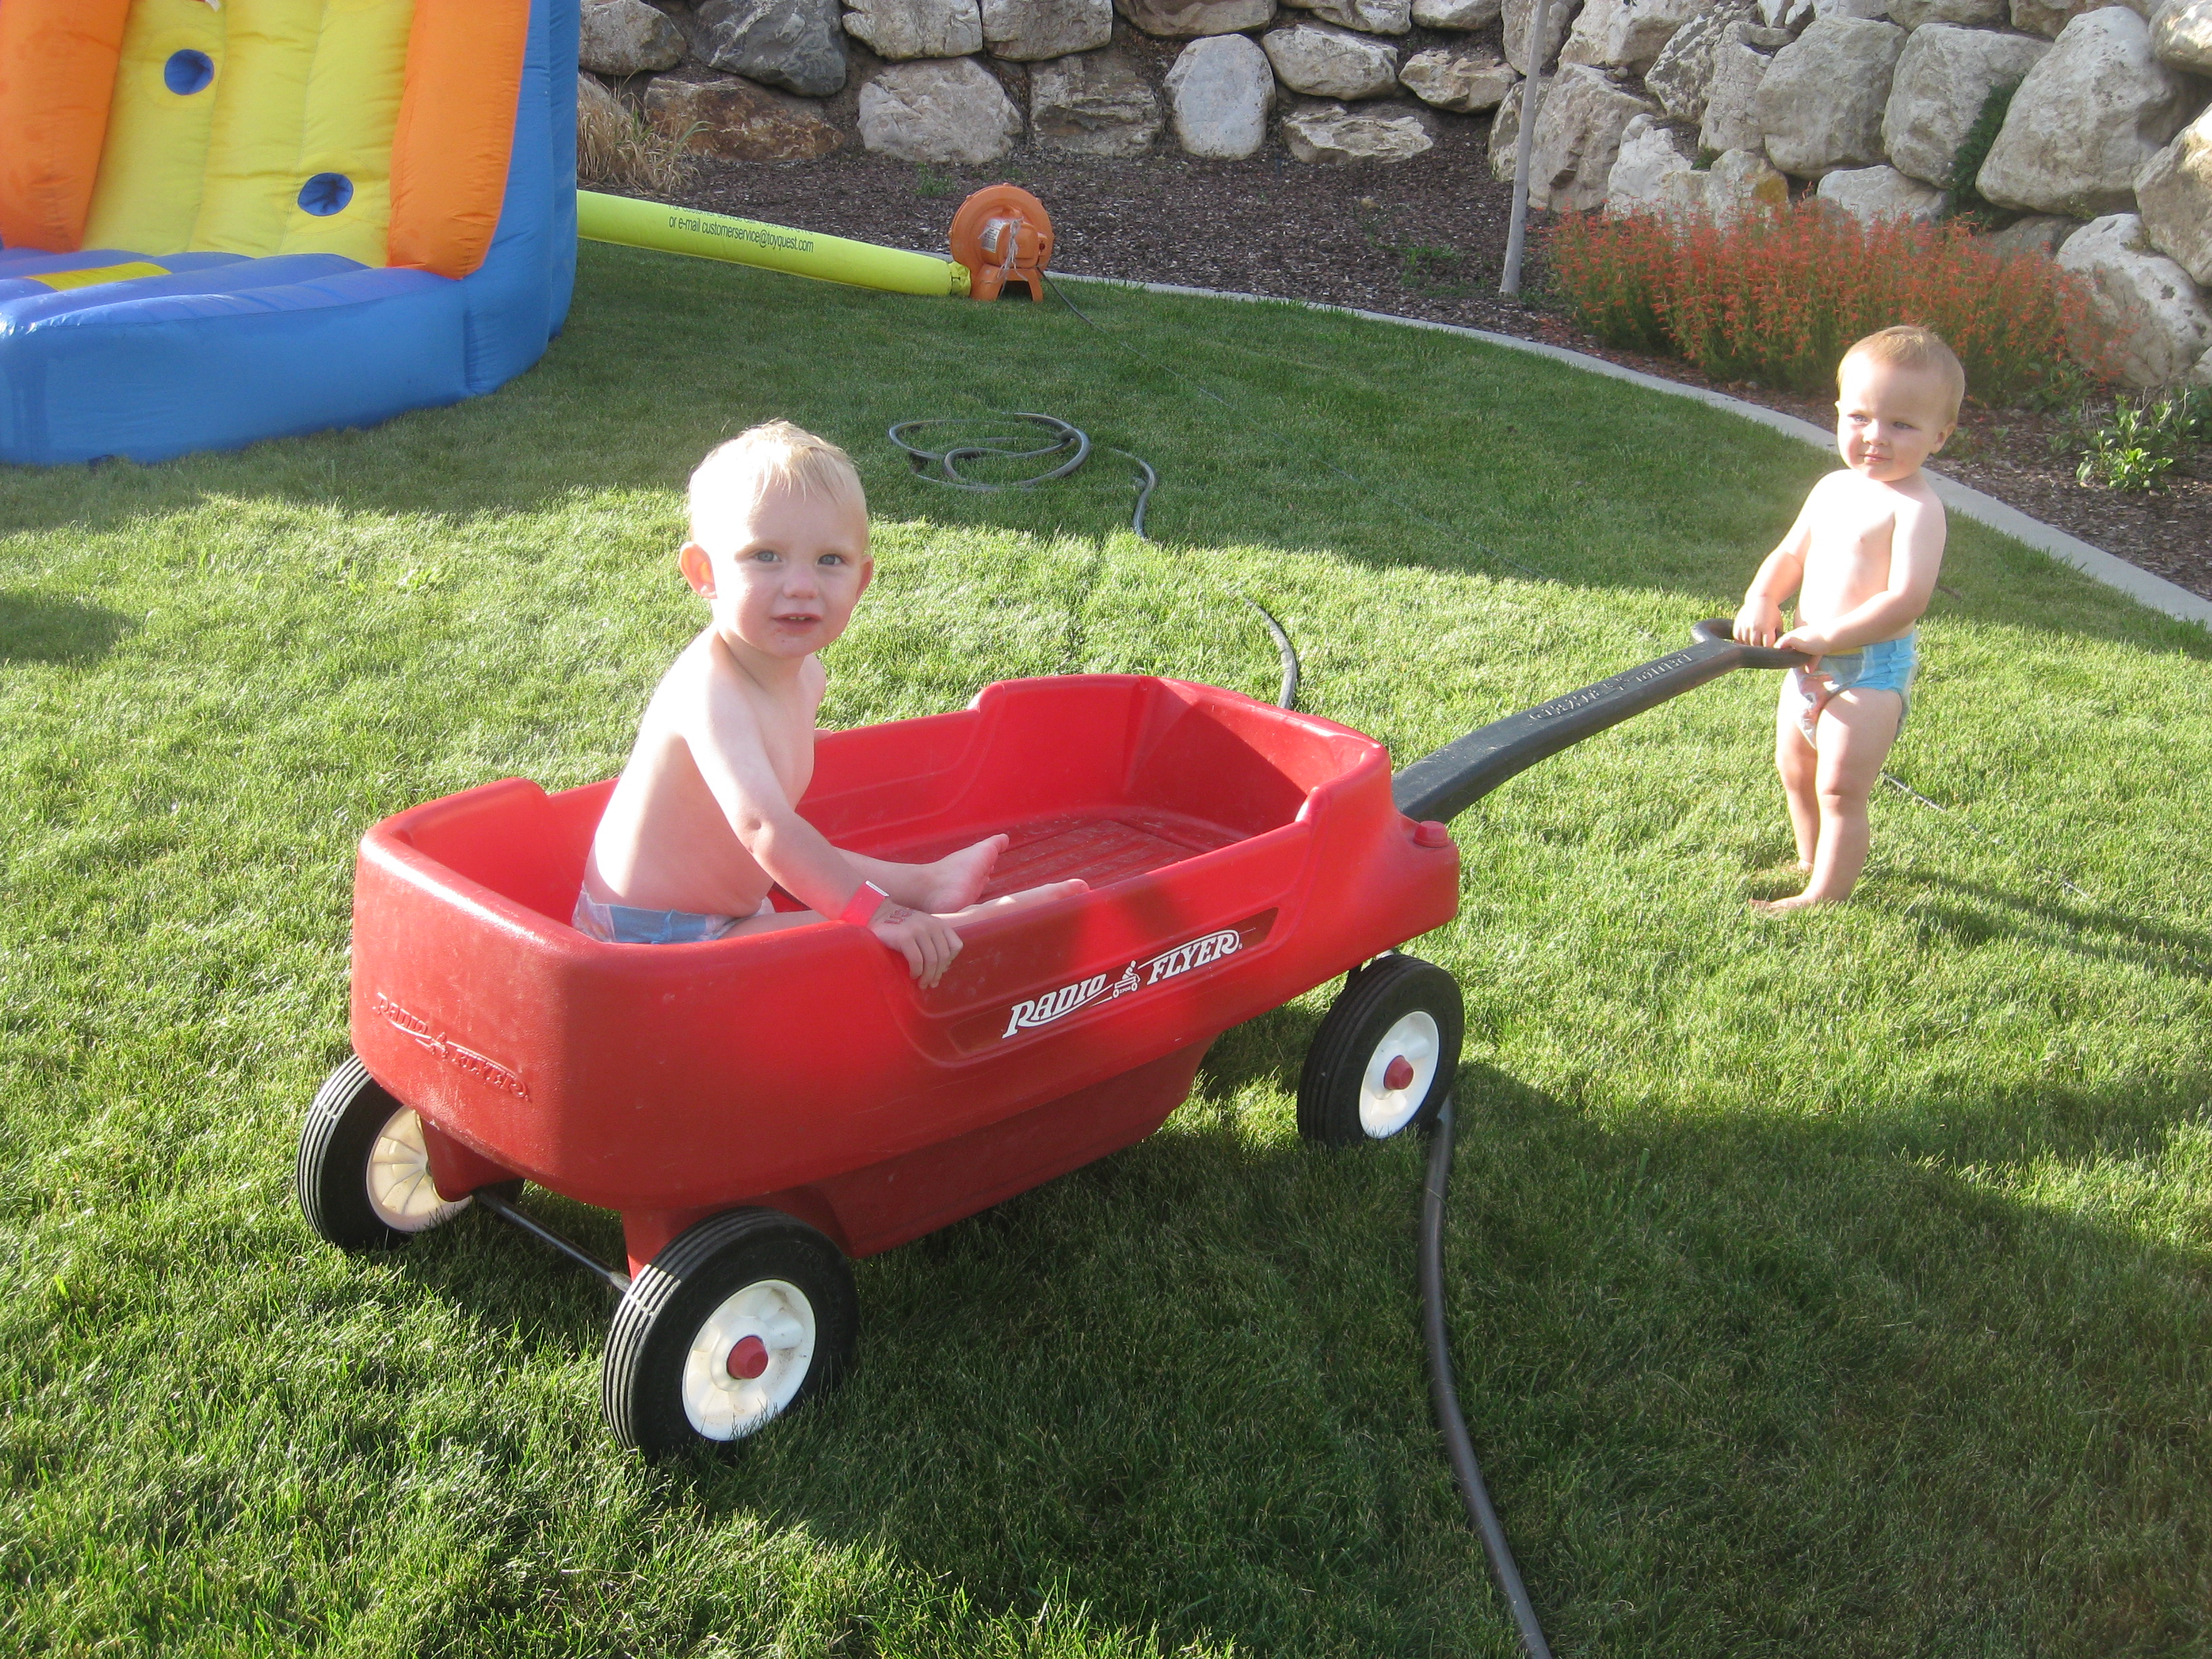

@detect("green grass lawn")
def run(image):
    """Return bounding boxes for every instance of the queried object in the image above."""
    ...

[3,243,2209,1658]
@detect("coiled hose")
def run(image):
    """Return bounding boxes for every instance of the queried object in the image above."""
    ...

[888,411,1549,1658]
[887,413,1299,710]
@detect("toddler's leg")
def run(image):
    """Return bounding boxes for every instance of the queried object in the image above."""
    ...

[1774,679,1820,872]
[1754,688,1901,913]
[851,835,1010,912]
[942,879,1088,924]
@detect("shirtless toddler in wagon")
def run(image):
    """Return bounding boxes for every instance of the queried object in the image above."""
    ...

[1732,326,1961,913]
[577,421,1080,984]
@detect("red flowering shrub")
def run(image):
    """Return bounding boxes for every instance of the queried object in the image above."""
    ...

[1545,207,2106,405]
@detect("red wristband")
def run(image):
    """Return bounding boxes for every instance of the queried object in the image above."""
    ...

[839,880,889,926]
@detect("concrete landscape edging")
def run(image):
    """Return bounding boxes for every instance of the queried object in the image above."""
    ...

[1057,272,2212,633]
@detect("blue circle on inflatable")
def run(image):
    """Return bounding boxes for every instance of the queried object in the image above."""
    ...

[164,49,216,96]
[298,173,355,217]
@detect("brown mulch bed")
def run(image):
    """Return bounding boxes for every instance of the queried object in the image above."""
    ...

[661,121,2212,603]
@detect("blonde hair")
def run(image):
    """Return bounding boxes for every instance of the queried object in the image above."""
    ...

[1839,326,1966,426]
[689,420,866,550]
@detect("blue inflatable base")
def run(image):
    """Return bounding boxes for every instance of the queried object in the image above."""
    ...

[0,0,577,468]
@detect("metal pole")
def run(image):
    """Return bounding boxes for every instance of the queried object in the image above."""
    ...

[1498,0,1555,298]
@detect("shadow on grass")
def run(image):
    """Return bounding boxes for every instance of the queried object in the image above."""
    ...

[0,591,134,665]
[1897,867,2212,983]
[364,1016,2196,1657]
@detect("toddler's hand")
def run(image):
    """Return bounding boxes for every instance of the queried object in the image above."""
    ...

[1733,600,1784,647]
[870,903,963,989]
[1774,626,1827,663]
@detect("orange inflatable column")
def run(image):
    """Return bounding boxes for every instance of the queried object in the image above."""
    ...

[0,0,133,253]
[386,0,533,280]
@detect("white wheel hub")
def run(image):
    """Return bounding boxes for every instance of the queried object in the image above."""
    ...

[1359,1010,1440,1138]
[682,1279,817,1440]
[367,1105,470,1232]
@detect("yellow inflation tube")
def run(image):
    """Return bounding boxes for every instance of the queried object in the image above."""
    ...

[576,189,971,297]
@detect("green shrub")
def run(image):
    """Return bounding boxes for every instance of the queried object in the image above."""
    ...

[2076,386,2212,490]
[1945,79,2021,231]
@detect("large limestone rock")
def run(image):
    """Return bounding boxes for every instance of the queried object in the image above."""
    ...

[1165,33,1277,155]
[1504,0,1583,72]
[1115,0,1277,33]
[2057,211,2212,382]
[648,71,848,157]
[842,0,983,58]
[1399,43,1517,108]
[1265,21,1403,93]
[1528,62,1656,207]
[695,0,851,96]
[1030,49,1162,152]
[1981,213,2085,257]
[1683,143,1791,219]
[2151,0,2212,71]
[1699,30,1776,152]
[857,57,1022,159]
[1755,17,1905,178]
[1885,0,2005,26]
[1816,162,1949,220]
[1414,0,1504,24]
[1978,7,2199,218]
[2137,106,2212,283]
[983,0,1113,56]
[1561,0,1704,75]
[1650,144,1790,218]
[1280,0,1415,31]
[1282,98,1440,158]
[1881,24,2049,188]
[1643,1,1757,123]
[1605,110,1700,209]
[582,0,687,74]
[2011,0,2106,39]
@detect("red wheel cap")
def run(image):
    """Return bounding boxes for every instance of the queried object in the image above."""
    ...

[1383,1056,1415,1092]
[727,1334,770,1380]
[1414,820,1451,848]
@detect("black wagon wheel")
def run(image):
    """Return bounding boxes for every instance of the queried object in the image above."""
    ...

[297,1054,481,1251]
[602,1207,859,1458]
[1296,954,1464,1148]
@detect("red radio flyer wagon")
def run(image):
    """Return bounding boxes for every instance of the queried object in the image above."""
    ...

[299,625,1798,1456]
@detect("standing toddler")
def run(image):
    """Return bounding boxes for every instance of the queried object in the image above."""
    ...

[1733,326,1961,912]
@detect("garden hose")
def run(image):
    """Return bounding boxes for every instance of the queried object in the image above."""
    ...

[1016,288,1555,1658]
[886,413,1300,710]
[1425,1100,1553,1659]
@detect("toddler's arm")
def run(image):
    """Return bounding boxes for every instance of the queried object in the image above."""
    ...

[684,680,967,985]
[1733,499,1813,647]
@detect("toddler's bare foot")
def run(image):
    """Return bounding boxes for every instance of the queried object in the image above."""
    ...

[1750,892,1839,916]
[947,879,1086,922]
[923,834,1010,911]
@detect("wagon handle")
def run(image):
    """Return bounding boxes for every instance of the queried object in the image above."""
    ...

[1391,619,1810,824]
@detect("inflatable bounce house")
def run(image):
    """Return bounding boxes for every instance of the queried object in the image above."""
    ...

[0,0,579,466]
